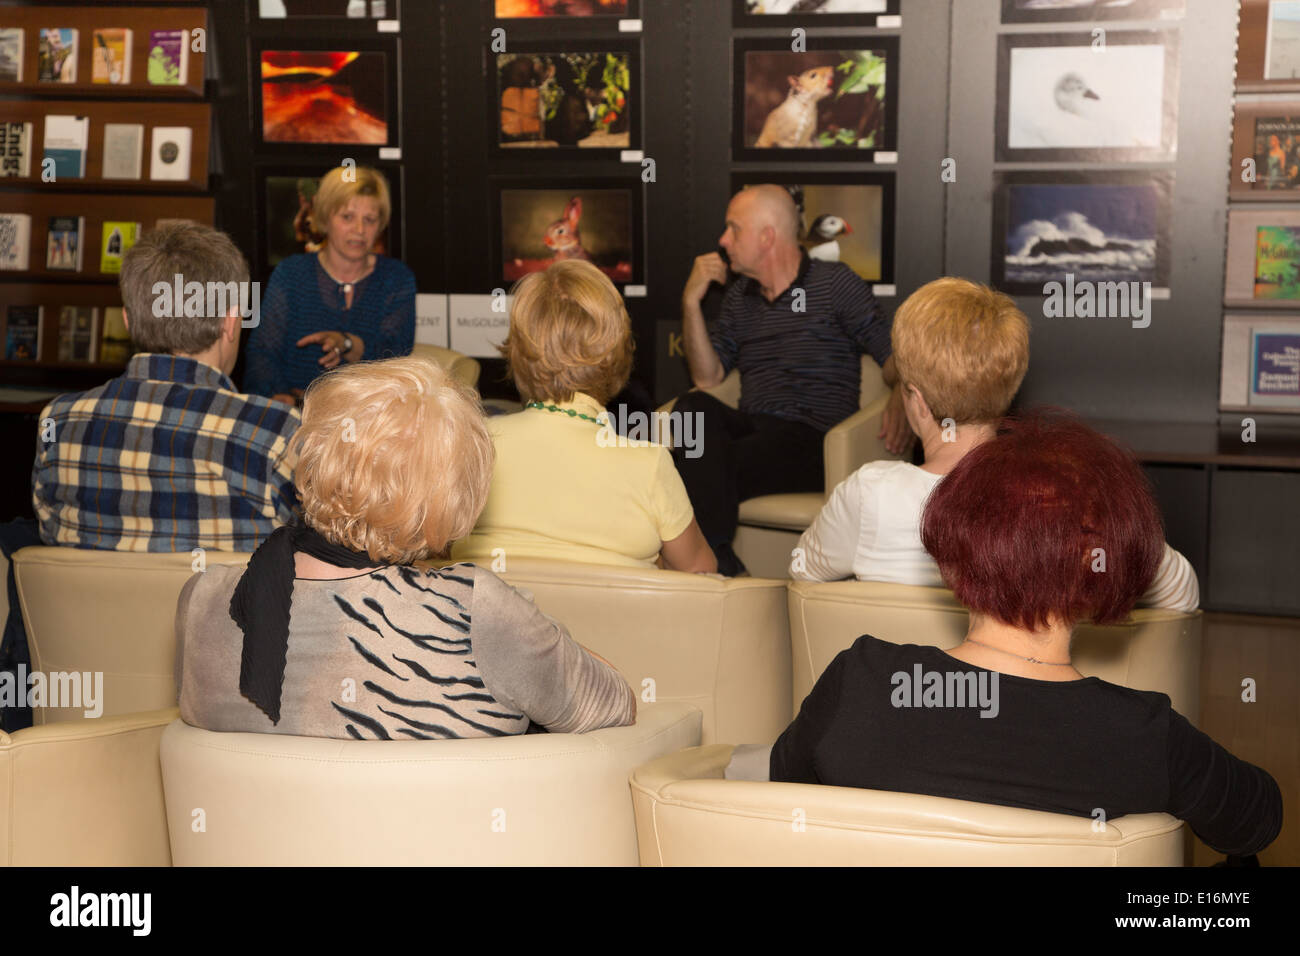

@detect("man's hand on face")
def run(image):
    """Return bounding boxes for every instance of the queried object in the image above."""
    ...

[879,382,916,458]
[684,252,729,305]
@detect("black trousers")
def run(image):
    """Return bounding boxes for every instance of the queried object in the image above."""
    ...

[670,391,825,547]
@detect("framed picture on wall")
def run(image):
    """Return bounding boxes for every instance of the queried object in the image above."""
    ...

[254,41,399,151]
[1000,0,1184,23]
[1229,99,1300,199]
[1239,0,1300,88]
[255,163,403,279]
[1223,208,1300,307]
[491,178,643,289]
[257,0,397,17]
[491,41,640,157]
[995,30,1179,163]
[1220,313,1300,412]
[494,0,638,18]
[732,0,900,28]
[729,172,895,283]
[990,170,1174,295]
[733,36,900,161]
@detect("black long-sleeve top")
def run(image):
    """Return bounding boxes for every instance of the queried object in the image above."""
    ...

[771,636,1283,857]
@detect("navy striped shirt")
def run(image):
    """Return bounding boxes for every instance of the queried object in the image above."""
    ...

[711,254,891,431]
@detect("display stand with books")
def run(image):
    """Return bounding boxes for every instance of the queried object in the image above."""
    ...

[0,4,213,382]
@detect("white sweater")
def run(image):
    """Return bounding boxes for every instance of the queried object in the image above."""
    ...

[791,460,1200,612]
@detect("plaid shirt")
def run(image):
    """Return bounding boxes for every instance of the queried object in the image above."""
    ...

[32,354,301,552]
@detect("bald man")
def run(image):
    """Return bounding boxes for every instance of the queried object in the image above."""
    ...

[675,185,910,576]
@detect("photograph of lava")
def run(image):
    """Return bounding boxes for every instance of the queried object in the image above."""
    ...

[260,50,389,144]
[495,0,631,16]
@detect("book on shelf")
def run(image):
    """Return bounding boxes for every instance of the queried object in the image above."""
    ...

[5,305,43,361]
[149,126,192,181]
[100,221,140,274]
[1250,327,1300,410]
[92,28,132,85]
[0,121,33,177]
[0,28,23,82]
[147,29,188,86]
[99,307,132,364]
[38,29,78,84]
[0,213,32,270]
[102,123,144,179]
[43,115,90,179]
[46,215,85,271]
[58,306,99,362]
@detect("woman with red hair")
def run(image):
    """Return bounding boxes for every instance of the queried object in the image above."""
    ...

[771,410,1282,858]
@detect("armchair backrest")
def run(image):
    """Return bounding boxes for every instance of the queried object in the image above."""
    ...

[788,579,1203,724]
[411,343,482,389]
[13,547,251,723]
[499,557,792,745]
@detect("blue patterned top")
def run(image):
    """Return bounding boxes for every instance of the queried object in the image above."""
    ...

[243,253,417,397]
[32,354,301,552]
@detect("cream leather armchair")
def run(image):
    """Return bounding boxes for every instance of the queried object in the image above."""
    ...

[631,744,1185,866]
[1,707,175,866]
[662,356,899,578]
[411,343,481,389]
[13,547,251,723]
[161,702,701,866]
[498,558,791,745]
[788,580,1203,725]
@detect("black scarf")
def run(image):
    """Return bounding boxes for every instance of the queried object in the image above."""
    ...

[229,519,386,724]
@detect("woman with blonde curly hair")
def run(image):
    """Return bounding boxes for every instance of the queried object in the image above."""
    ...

[174,356,635,740]
[453,260,715,572]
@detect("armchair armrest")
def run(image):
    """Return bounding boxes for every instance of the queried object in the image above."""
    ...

[658,368,741,415]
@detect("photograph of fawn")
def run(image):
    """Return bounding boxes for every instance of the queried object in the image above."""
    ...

[495,184,638,285]
[734,37,899,160]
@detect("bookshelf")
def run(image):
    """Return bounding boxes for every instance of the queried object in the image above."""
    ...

[0,3,214,384]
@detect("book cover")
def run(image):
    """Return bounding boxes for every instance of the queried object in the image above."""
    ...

[99,306,132,364]
[1251,329,1300,409]
[92,28,132,84]
[38,28,77,83]
[42,115,89,179]
[100,221,140,274]
[147,29,188,86]
[0,121,33,177]
[5,305,43,360]
[0,212,32,270]
[101,122,144,179]
[58,305,98,362]
[46,215,84,271]
[0,28,23,82]
[149,126,192,181]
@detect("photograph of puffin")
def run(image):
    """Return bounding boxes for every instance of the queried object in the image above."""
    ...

[806,214,853,262]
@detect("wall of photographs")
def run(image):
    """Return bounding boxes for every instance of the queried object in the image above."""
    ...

[0,3,215,390]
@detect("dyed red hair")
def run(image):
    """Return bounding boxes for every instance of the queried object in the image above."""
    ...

[920,409,1164,629]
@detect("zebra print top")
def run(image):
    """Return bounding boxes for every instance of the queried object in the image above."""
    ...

[175,562,636,740]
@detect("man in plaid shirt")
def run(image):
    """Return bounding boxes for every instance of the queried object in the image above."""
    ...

[32,223,301,552]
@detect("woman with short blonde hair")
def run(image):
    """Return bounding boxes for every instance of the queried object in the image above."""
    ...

[453,260,715,573]
[244,164,415,406]
[174,356,636,741]
[792,276,1198,612]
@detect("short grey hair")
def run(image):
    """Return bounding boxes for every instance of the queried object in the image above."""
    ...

[119,222,250,355]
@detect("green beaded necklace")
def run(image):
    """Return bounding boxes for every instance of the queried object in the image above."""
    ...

[525,401,606,425]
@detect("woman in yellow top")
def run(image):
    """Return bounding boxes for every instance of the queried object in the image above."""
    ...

[453,260,716,573]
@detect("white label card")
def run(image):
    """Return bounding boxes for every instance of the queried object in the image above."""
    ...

[378,147,401,160]
[449,294,512,358]
[623,284,647,298]
[377,20,400,32]
[877,15,902,27]
[620,149,644,163]
[873,151,898,164]
[414,293,449,348]
[872,284,897,297]
[1151,288,1172,300]
[618,19,642,32]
